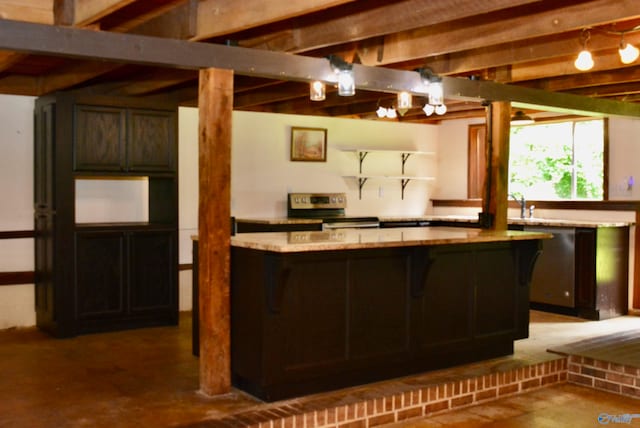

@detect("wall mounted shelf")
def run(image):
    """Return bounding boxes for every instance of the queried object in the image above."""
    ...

[341,149,435,199]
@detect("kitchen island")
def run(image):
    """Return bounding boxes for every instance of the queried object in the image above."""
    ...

[220,227,550,401]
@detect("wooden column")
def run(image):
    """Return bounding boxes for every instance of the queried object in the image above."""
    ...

[484,101,511,231]
[198,68,233,396]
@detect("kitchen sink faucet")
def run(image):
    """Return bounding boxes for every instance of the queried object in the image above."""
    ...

[510,193,526,219]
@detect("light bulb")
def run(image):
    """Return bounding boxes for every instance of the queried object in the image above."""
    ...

[397,91,412,110]
[619,42,639,64]
[337,69,355,96]
[428,81,444,106]
[435,104,447,115]
[574,50,594,71]
[386,107,397,119]
[422,104,435,116]
[376,106,388,118]
[309,81,326,101]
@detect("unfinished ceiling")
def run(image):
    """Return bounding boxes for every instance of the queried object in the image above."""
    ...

[1,0,640,123]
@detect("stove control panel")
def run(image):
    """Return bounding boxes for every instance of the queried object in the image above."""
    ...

[288,192,347,210]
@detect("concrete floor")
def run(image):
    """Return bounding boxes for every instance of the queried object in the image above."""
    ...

[0,311,639,427]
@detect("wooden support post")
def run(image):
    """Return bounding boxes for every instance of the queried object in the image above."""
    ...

[485,101,511,231]
[197,67,233,396]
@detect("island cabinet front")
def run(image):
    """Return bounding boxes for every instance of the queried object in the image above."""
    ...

[230,240,538,401]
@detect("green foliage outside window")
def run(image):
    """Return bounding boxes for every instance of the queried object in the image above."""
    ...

[508,120,604,200]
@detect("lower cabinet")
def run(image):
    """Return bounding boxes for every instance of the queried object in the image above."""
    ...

[229,240,538,401]
[74,228,177,334]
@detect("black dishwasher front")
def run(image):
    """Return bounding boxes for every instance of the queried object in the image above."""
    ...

[525,226,576,307]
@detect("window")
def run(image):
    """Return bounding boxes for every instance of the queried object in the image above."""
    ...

[509,119,605,200]
[467,119,607,200]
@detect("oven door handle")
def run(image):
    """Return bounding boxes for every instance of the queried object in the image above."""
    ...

[323,221,380,229]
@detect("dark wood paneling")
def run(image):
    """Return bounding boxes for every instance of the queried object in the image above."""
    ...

[75,231,126,320]
[127,109,176,172]
[129,231,176,313]
[74,105,125,171]
[229,241,540,401]
[0,230,35,239]
[0,271,35,286]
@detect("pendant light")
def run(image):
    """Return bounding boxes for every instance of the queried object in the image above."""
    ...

[619,35,640,64]
[510,110,534,125]
[574,29,594,71]
[309,80,326,101]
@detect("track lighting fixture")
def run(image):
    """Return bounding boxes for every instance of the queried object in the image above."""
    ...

[418,68,447,116]
[573,27,640,71]
[309,80,326,101]
[328,55,355,96]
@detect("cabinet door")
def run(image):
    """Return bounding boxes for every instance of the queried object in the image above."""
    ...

[127,109,176,172]
[75,231,126,320]
[128,230,176,314]
[74,105,126,171]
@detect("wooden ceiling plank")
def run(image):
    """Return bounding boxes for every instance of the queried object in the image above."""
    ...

[353,0,640,66]
[0,74,40,95]
[239,0,543,53]
[111,69,197,96]
[427,31,640,77]
[0,51,28,73]
[0,0,51,24]
[2,18,640,117]
[528,66,640,93]
[74,0,137,26]
[129,0,197,39]
[511,49,634,82]
[38,61,124,94]
[193,0,357,41]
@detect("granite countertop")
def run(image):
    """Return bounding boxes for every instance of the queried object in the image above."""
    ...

[380,215,632,228]
[230,226,551,253]
[236,215,631,228]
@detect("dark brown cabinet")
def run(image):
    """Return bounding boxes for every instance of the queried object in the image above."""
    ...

[74,105,175,173]
[229,240,537,401]
[34,93,178,337]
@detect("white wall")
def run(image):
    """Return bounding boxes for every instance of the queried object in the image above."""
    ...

[0,95,35,328]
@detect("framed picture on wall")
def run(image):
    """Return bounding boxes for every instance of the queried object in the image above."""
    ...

[290,127,327,162]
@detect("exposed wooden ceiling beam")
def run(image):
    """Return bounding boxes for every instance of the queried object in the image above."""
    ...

[238,0,542,53]
[351,0,640,67]
[426,30,640,78]
[53,0,139,26]
[2,18,640,117]
[193,0,357,41]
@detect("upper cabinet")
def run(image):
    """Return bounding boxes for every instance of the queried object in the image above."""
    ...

[74,105,176,173]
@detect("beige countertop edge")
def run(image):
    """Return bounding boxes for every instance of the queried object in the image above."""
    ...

[380,215,633,228]
[235,217,322,224]
[227,228,552,253]
[234,216,632,228]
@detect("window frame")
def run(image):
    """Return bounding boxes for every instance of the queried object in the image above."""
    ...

[467,117,609,201]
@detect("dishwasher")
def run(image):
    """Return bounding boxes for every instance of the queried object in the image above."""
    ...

[524,226,576,308]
